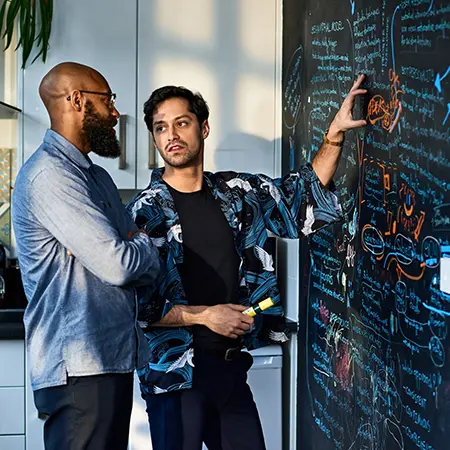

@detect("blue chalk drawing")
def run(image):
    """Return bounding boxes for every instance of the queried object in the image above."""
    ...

[349,0,355,15]
[443,103,450,126]
[435,67,450,93]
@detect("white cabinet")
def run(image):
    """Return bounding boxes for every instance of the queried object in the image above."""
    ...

[22,0,281,189]
[136,0,280,188]
[0,340,24,386]
[0,436,25,450]
[23,0,138,188]
[0,387,24,435]
[0,341,25,440]
[25,357,44,450]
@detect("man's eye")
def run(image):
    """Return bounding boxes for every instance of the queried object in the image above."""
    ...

[155,126,165,133]
[178,121,188,127]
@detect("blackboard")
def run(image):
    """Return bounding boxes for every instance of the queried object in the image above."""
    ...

[282,1,450,449]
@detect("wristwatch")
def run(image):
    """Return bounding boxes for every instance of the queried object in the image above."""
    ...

[323,128,344,147]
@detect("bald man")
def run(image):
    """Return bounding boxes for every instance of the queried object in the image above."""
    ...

[12,62,161,450]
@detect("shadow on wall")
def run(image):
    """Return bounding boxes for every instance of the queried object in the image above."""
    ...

[214,133,282,177]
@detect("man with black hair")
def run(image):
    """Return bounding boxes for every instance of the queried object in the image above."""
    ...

[128,75,367,450]
[12,62,161,450]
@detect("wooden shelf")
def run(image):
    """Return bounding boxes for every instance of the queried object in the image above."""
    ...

[0,101,21,120]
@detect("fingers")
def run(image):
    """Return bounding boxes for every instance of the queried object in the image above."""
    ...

[67,250,73,257]
[228,304,248,312]
[348,119,368,129]
[226,304,254,324]
[343,89,368,108]
[351,73,366,91]
[240,314,255,325]
[349,88,368,98]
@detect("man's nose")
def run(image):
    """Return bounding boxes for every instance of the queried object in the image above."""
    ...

[111,107,120,120]
[168,126,179,141]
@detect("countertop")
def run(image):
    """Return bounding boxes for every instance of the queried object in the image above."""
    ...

[0,310,25,339]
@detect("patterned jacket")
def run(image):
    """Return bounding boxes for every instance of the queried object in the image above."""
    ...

[127,164,342,395]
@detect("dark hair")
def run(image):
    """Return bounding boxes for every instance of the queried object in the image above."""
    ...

[143,86,209,133]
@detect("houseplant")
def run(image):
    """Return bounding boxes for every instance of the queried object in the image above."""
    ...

[0,0,53,68]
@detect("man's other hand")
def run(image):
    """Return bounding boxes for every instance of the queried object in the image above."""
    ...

[201,304,254,339]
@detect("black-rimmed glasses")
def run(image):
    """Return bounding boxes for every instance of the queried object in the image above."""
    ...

[66,90,117,110]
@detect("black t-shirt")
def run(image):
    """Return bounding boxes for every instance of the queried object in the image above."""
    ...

[167,182,241,350]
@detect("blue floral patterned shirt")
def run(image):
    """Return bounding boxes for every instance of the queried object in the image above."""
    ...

[128,164,342,395]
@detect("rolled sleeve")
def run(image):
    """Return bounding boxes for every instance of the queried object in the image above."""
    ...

[250,163,343,239]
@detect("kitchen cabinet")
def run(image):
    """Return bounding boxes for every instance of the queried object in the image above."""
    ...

[22,0,281,189]
[0,16,18,109]
[0,340,24,386]
[25,356,44,450]
[0,436,25,450]
[0,339,25,441]
[0,387,24,435]
[136,0,280,187]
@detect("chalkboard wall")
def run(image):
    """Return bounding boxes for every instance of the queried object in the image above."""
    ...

[282,1,450,449]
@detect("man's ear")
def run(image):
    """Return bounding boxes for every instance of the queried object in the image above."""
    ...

[68,90,83,112]
[201,120,210,139]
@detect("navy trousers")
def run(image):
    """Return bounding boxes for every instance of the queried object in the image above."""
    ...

[143,350,266,450]
[34,373,134,450]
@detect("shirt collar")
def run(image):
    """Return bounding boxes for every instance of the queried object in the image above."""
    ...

[44,129,93,170]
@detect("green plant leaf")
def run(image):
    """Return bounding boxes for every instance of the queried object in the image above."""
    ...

[4,0,20,50]
[41,0,51,62]
[0,0,9,40]
[21,0,36,67]
[1,0,53,67]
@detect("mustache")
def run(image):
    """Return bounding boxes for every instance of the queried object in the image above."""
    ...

[165,140,187,151]
[106,116,118,128]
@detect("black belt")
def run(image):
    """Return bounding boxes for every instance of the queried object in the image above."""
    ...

[194,346,242,361]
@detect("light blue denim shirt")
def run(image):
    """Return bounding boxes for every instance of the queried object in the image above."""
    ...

[12,129,159,391]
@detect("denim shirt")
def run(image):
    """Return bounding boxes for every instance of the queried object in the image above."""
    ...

[128,165,343,395]
[12,129,160,391]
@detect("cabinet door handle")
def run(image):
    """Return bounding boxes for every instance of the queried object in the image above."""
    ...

[118,114,127,170]
[148,133,157,169]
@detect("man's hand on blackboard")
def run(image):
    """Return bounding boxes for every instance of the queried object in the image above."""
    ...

[328,74,368,139]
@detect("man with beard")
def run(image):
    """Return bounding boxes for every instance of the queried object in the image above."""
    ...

[127,76,367,450]
[12,62,161,450]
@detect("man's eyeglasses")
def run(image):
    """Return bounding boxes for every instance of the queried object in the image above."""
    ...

[66,90,117,110]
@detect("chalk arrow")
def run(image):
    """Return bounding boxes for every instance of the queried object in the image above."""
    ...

[349,0,355,14]
[443,103,450,126]
[435,66,450,93]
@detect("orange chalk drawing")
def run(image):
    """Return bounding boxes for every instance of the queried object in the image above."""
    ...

[368,69,404,133]
[398,184,425,241]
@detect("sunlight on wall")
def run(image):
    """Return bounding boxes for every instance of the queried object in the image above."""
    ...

[236,74,275,141]
[156,0,215,48]
[3,40,17,106]
[152,58,219,171]
[0,120,17,149]
[239,0,276,65]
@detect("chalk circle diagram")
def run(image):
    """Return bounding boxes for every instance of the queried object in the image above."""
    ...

[429,335,445,367]
[429,310,448,340]
[361,224,385,256]
[283,45,304,130]
[422,236,440,268]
